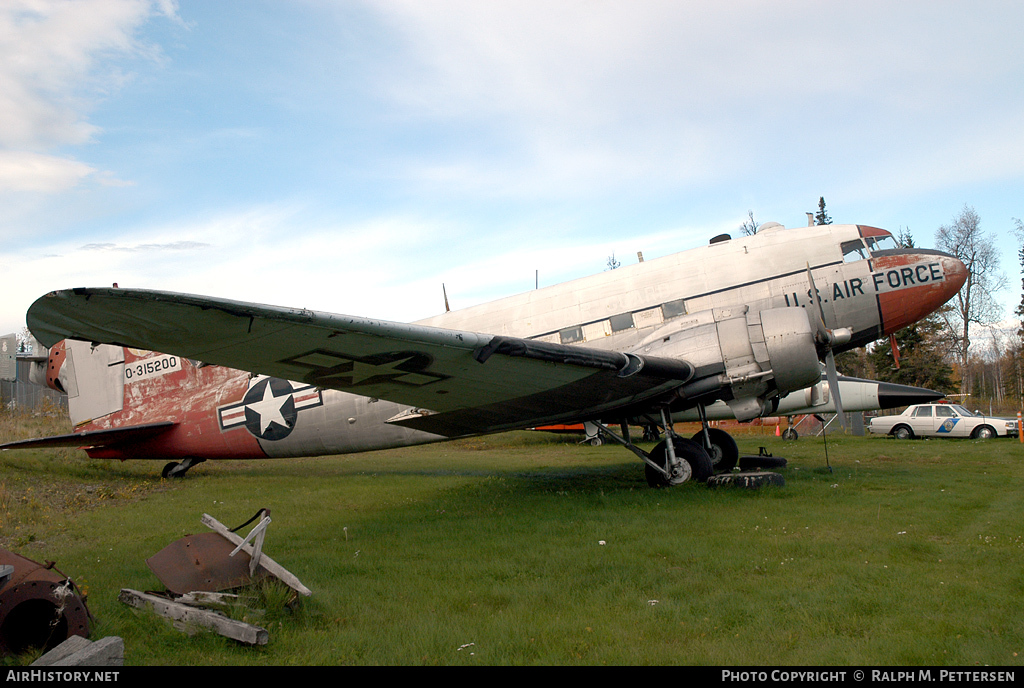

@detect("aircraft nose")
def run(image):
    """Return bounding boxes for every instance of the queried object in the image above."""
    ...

[872,250,966,336]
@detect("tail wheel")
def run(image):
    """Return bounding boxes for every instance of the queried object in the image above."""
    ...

[645,437,714,487]
[691,428,738,473]
[161,457,206,478]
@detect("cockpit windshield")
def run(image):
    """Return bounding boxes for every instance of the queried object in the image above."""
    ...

[841,240,869,263]
[864,234,899,252]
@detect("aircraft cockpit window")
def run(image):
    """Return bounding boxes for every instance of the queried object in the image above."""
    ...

[841,240,869,263]
[864,235,899,253]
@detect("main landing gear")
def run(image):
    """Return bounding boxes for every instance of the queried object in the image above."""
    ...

[590,405,737,488]
[161,456,206,478]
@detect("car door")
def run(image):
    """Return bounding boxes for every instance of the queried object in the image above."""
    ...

[909,405,934,436]
[933,405,965,437]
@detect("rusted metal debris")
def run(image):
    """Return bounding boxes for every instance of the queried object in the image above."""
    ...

[146,531,271,595]
[0,548,91,656]
[129,511,310,645]
[145,510,310,597]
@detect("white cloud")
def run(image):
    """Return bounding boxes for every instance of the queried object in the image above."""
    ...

[0,0,180,192]
[361,1,1024,199]
[0,150,95,191]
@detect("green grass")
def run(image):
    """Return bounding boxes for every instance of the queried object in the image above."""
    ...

[3,410,1024,665]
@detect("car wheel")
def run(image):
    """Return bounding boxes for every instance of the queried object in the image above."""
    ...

[893,425,914,440]
[972,426,996,440]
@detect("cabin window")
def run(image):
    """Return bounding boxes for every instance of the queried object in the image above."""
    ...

[609,313,635,332]
[661,299,686,319]
[559,326,584,344]
[841,240,869,263]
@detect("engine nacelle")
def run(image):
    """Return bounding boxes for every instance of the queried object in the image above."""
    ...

[630,305,820,420]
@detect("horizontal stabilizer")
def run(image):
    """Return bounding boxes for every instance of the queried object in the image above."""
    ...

[0,421,176,451]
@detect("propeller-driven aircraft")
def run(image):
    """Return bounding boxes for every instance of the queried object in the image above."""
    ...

[2,222,965,485]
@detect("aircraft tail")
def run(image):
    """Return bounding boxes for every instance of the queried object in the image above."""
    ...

[39,339,127,427]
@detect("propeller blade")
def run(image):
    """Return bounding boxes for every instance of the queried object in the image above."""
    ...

[825,350,846,430]
[805,263,829,344]
[807,263,848,432]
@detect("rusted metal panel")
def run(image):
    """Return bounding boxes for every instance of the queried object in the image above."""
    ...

[145,532,269,595]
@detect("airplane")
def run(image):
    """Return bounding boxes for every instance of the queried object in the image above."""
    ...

[1,221,966,487]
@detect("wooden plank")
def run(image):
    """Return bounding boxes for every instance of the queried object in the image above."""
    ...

[118,589,268,646]
[201,514,312,596]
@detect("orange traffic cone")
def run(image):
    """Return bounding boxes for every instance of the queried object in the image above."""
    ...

[775,424,781,436]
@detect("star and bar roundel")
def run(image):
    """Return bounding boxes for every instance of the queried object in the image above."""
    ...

[218,377,323,441]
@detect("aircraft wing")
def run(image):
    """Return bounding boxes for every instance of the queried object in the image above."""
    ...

[27,288,697,437]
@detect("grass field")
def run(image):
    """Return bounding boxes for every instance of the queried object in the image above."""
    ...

[2,410,1023,666]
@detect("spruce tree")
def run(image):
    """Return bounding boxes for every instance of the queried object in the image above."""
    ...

[815,197,832,225]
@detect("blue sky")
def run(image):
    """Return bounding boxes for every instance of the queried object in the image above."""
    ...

[2,0,1023,343]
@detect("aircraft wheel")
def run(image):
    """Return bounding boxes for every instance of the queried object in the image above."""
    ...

[781,428,799,440]
[161,457,205,478]
[645,437,714,487]
[642,425,661,442]
[691,428,738,473]
[892,425,914,440]
[589,436,603,446]
[972,426,996,440]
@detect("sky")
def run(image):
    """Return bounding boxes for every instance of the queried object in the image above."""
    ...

[2,0,1023,345]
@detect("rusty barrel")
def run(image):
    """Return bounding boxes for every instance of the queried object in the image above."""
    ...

[0,548,90,655]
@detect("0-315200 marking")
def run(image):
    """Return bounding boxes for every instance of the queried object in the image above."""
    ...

[123,354,179,382]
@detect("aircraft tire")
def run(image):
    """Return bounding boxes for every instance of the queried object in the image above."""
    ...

[691,428,738,473]
[645,437,714,487]
[781,428,799,440]
[707,471,785,489]
[161,462,180,479]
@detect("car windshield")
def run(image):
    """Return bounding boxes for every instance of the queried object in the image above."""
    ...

[950,405,975,417]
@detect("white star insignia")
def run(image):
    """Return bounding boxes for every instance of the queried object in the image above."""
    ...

[246,383,290,435]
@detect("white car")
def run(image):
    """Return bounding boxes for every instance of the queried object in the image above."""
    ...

[868,403,1019,439]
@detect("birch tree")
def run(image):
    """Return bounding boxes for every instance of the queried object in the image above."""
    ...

[935,205,1006,393]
